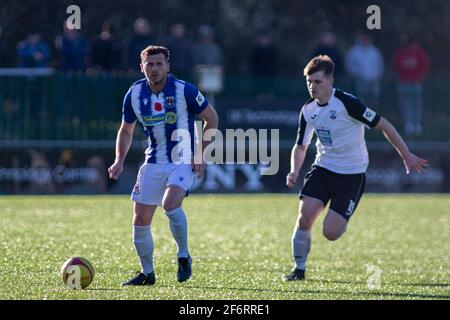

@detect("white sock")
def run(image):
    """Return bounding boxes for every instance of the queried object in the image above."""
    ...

[292,228,311,270]
[133,225,154,274]
[165,207,189,258]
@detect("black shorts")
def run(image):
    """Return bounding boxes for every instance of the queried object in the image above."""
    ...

[299,165,366,221]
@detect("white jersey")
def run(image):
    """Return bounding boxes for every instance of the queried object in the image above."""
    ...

[296,88,381,174]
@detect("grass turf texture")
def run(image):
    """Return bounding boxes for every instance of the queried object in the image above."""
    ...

[0,194,448,300]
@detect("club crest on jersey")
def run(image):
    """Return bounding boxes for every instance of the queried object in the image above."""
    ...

[132,182,140,195]
[330,110,337,120]
[165,112,177,124]
[166,96,175,108]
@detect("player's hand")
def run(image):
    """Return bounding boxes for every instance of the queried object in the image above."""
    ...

[191,156,205,178]
[286,171,299,189]
[108,161,123,180]
[403,152,428,174]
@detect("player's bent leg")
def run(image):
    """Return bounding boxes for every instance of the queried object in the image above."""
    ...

[284,196,324,281]
[323,172,365,242]
[123,202,158,286]
[298,196,325,230]
[322,209,348,241]
[162,185,192,282]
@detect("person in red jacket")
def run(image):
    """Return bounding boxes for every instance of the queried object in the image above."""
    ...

[393,35,430,137]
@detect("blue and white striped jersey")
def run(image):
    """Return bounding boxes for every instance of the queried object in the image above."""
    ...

[122,74,209,164]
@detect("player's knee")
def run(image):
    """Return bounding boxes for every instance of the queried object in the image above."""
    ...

[162,199,181,212]
[298,215,315,230]
[133,215,150,226]
[322,228,342,241]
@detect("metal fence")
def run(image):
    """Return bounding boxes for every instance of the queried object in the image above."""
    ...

[0,69,133,142]
[1,69,449,144]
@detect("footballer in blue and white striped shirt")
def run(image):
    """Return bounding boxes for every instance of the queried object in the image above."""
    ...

[108,46,218,286]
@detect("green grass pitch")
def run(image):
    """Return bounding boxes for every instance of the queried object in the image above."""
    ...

[0,194,448,300]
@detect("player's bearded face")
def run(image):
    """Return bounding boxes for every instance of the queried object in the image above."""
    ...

[141,54,170,84]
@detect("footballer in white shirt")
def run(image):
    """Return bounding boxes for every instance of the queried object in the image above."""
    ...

[284,55,428,281]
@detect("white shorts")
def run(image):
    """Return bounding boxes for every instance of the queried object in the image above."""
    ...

[131,163,196,206]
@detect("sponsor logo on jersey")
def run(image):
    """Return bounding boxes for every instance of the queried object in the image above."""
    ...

[316,128,333,146]
[363,108,376,122]
[165,112,177,124]
[195,92,205,106]
[311,114,318,120]
[143,98,148,106]
[143,115,166,126]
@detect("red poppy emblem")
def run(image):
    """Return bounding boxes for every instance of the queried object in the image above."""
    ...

[154,102,162,112]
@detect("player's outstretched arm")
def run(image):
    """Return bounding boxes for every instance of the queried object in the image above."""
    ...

[286,144,308,188]
[375,117,428,174]
[108,121,136,180]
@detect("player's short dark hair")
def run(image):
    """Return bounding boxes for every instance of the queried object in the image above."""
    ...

[140,45,170,62]
[303,55,335,77]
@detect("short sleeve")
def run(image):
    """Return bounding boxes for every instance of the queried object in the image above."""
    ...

[296,107,314,145]
[184,82,209,114]
[122,88,137,123]
[336,90,380,128]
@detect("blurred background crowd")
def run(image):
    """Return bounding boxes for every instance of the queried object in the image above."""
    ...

[1,0,449,194]
[0,0,449,139]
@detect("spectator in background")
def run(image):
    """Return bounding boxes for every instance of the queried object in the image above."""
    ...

[192,25,224,105]
[192,25,224,68]
[311,32,343,81]
[87,155,107,193]
[17,33,51,68]
[28,149,55,194]
[127,18,154,72]
[249,31,279,96]
[91,22,122,72]
[345,33,384,109]
[0,26,9,67]
[164,23,193,80]
[55,22,89,71]
[393,35,429,137]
